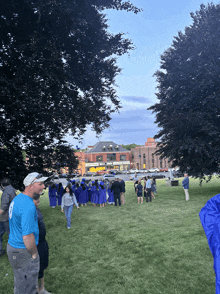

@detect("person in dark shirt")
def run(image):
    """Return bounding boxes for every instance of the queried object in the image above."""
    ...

[135,180,143,204]
[111,178,122,206]
[119,178,126,205]
[33,195,51,294]
[0,178,16,257]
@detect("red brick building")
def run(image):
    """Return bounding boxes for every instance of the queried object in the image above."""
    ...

[130,138,169,170]
[85,141,131,172]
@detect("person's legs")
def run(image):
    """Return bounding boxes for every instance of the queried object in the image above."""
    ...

[0,221,6,254]
[121,193,125,205]
[184,189,189,201]
[64,206,68,220]
[38,277,45,293]
[114,194,117,206]
[7,243,39,294]
[117,194,121,206]
[138,197,140,204]
[148,189,152,202]
[66,205,73,228]
[141,197,143,204]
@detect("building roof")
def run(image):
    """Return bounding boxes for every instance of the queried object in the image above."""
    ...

[86,141,128,153]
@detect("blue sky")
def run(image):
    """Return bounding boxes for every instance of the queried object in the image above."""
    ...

[67,0,219,148]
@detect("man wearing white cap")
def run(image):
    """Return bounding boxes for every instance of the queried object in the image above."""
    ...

[7,172,48,294]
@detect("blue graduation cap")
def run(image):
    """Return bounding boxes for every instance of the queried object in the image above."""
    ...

[138,155,141,157]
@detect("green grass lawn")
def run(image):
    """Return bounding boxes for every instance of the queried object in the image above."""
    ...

[1,177,219,293]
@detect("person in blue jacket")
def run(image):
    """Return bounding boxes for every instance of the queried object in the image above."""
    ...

[199,194,220,294]
[182,173,189,201]
[48,183,57,208]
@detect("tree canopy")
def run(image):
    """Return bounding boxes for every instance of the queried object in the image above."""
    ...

[0,0,141,188]
[122,143,140,150]
[148,3,220,177]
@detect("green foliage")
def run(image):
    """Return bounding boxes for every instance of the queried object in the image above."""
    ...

[0,179,217,293]
[121,143,140,150]
[0,0,141,187]
[148,3,220,178]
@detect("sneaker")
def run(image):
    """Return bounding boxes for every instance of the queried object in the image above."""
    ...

[0,249,6,257]
[67,227,71,229]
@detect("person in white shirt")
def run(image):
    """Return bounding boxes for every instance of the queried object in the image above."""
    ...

[145,176,152,203]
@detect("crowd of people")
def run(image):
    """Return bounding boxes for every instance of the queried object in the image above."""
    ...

[133,175,157,204]
[0,171,191,294]
[48,178,126,229]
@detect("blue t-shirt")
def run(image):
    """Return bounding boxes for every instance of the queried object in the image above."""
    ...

[8,193,39,249]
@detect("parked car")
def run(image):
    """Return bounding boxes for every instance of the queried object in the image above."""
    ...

[83,172,96,177]
[149,173,166,179]
[101,174,115,181]
[68,173,80,178]
[127,169,139,174]
[172,171,184,178]
[96,170,109,175]
[139,169,148,173]
[109,169,118,175]
[148,168,159,173]
[159,168,168,172]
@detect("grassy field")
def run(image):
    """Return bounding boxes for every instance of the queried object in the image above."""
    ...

[1,177,219,294]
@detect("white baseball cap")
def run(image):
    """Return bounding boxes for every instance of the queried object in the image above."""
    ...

[23,172,48,186]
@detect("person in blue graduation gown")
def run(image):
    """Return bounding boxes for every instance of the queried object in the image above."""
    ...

[90,182,98,207]
[74,183,80,203]
[48,183,57,208]
[56,182,64,206]
[107,181,115,205]
[78,182,87,206]
[199,194,220,294]
[98,181,107,208]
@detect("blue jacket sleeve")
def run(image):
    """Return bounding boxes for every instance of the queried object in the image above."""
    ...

[199,194,220,293]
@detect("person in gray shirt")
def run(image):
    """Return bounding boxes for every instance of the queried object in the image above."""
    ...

[0,178,16,257]
[61,185,79,229]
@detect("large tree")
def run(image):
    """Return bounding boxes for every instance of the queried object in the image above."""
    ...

[148,3,220,177]
[0,0,141,188]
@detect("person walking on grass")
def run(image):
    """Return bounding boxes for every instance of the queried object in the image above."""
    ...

[7,172,48,294]
[135,180,143,204]
[145,176,152,203]
[182,173,189,201]
[33,195,51,294]
[0,178,17,257]
[61,186,79,229]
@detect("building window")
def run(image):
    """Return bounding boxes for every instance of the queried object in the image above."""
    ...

[96,155,103,162]
[107,154,116,161]
[152,154,154,167]
[120,155,126,161]
[160,159,163,168]
[143,158,146,165]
